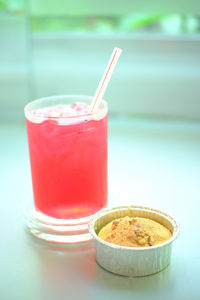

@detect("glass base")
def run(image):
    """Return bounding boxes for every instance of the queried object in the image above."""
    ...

[22,202,93,244]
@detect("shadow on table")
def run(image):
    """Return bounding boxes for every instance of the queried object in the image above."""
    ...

[25,230,173,297]
[95,261,172,292]
[24,230,96,275]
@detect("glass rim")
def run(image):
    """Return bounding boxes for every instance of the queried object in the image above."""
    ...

[24,94,108,121]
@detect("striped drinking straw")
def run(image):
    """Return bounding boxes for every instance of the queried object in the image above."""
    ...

[89,47,122,114]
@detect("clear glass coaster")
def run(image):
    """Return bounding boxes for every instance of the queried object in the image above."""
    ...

[22,202,93,244]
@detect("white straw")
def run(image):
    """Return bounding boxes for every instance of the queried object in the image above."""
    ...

[89,47,122,113]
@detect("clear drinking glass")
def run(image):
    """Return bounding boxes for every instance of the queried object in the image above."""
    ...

[24,95,108,243]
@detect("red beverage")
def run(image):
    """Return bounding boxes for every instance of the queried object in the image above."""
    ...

[25,98,108,219]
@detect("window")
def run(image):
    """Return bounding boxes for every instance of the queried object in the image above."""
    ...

[1,0,200,120]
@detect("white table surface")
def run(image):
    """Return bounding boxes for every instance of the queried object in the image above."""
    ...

[1,118,200,300]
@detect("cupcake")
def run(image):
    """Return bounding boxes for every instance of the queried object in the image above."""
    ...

[98,216,172,247]
[89,206,179,276]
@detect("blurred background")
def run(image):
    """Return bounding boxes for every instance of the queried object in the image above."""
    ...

[1,0,200,121]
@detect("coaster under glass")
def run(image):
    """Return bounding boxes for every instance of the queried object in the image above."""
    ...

[22,202,93,244]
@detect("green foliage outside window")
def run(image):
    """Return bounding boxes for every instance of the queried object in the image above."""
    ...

[0,0,200,34]
[29,14,200,35]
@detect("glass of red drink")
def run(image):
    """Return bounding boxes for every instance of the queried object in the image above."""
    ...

[24,95,108,243]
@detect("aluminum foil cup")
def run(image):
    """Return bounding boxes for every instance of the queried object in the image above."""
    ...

[89,205,179,277]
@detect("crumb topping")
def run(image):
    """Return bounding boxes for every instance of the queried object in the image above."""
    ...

[98,216,172,247]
